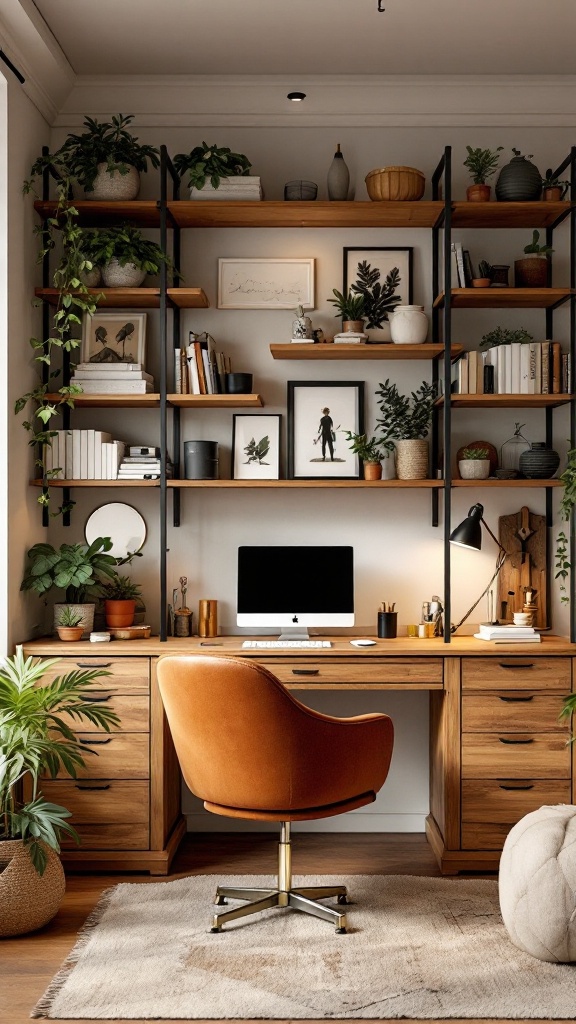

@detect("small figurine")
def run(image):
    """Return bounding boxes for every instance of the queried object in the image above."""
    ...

[174,576,193,637]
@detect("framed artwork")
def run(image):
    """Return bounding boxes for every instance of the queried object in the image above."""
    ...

[218,258,315,309]
[231,415,282,480]
[343,247,413,342]
[287,381,364,479]
[81,312,147,365]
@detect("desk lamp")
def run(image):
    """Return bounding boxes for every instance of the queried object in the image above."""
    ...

[449,503,508,633]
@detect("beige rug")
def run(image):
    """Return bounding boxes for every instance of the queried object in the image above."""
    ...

[33,873,576,1019]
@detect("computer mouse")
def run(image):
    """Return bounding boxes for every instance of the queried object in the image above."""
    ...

[349,639,377,647]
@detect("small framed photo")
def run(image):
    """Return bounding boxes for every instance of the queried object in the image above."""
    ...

[343,247,413,342]
[218,258,315,309]
[81,312,147,365]
[232,414,282,480]
[287,381,364,480]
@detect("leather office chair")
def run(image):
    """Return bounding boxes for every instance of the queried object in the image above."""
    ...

[157,655,394,933]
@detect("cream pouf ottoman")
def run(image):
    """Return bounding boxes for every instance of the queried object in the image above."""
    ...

[499,804,576,962]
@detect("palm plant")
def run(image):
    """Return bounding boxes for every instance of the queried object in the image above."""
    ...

[327,289,366,322]
[0,647,119,873]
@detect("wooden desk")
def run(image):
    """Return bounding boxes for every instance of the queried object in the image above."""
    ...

[22,635,576,876]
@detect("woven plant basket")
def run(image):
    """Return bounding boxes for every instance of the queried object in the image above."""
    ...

[395,439,429,480]
[0,839,65,937]
[88,163,140,201]
[365,166,425,202]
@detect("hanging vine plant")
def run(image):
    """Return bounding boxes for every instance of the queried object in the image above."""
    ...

[555,443,576,604]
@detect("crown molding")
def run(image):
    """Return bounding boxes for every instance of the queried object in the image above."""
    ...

[0,0,74,123]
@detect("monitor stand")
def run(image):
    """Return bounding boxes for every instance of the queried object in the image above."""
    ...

[277,626,311,641]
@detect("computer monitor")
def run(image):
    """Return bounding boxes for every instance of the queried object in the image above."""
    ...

[237,545,354,639]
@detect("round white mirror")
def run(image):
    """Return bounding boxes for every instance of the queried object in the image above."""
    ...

[85,503,147,560]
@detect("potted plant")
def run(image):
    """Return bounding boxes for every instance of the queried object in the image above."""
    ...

[515,230,554,288]
[29,114,160,200]
[555,444,576,608]
[541,168,570,202]
[344,432,395,481]
[472,260,492,288]
[327,289,366,333]
[172,142,254,197]
[0,646,118,936]
[463,146,503,201]
[458,446,491,480]
[55,606,84,642]
[21,536,118,637]
[375,379,436,480]
[102,574,142,628]
[479,326,534,349]
[82,224,179,288]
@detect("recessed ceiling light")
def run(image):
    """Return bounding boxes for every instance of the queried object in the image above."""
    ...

[287,92,306,102]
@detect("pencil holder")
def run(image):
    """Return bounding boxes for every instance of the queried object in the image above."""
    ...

[199,599,218,638]
[378,611,397,639]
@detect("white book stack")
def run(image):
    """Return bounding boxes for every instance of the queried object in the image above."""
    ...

[190,176,263,201]
[474,623,541,644]
[71,363,154,394]
[44,430,127,479]
[333,332,367,344]
[117,454,173,480]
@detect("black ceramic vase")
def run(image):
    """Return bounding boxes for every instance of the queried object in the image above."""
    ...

[495,154,542,202]
[519,443,560,479]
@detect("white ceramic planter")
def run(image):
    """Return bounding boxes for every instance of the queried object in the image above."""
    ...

[458,459,490,480]
[88,163,140,201]
[78,266,102,287]
[389,305,429,345]
[102,260,146,287]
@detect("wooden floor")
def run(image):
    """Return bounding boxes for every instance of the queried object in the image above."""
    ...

[2,832,530,1024]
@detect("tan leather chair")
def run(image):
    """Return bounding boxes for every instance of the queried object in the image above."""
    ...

[157,655,394,933]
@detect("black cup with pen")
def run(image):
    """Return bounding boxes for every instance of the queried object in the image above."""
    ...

[378,602,397,639]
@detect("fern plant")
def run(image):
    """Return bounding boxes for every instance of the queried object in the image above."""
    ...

[375,379,436,442]
[349,260,402,329]
[243,435,270,465]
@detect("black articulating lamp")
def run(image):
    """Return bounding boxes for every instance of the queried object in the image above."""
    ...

[449,503,508,632]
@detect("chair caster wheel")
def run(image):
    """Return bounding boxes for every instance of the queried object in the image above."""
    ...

[215,896,227,905]
[337,895,349,905]
[336,927,347,934]
[210,926,222,933]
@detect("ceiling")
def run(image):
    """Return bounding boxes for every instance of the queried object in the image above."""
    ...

[29,0,576,78]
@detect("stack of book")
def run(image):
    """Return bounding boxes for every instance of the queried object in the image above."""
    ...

[190,176,262,201]
[444,342,571,396]
[175,332,230,394]
[44,430,125,480]
[70,363,154,395]
[333,332,368,344]
[474,623,541,644]
[117,446,172,481]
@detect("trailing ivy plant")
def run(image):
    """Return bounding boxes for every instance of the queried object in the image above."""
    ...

[349,260,402,330]
[555,443,576,604]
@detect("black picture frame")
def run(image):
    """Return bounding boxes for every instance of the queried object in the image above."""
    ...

[343,246,413,342]
[287,381,364,480]
[231,414,282,480]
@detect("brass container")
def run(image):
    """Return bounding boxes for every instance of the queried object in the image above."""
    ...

[198,599,218,638]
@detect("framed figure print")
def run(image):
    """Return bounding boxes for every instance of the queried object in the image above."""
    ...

[343,247,413,342]
[81,312,147,365]
[218,258,315,309]
[287,381,364,480]
[232,415,281,480]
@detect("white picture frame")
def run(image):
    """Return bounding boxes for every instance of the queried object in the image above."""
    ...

[81,312,147,365]
[218,258,315,310]
[287,381,364,480]
[232,415,281,480]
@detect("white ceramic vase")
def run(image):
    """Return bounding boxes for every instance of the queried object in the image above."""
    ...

[458,459,490,480]
[389,305,429,344]
[102,260,146,287]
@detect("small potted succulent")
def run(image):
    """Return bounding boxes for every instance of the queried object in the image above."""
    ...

[463,146,503,201]
[458,446,491,480]
[82,224,179,288]
[103,574,142,628]
[172,142,254,197]
[344,432,395,481]
[55,606,84,642]
[515,230,554,288]
[327,289,366,333]
[375,379,436,480]
[541,168,570,202]
[472,260,492,288]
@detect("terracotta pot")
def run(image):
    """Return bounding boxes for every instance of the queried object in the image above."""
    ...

[342,320,365,333]
[56,626,84,642]
[471,278,491,288]
[0,839,65,937]
[105,599,136,628]
[466,184,491,202]
[53,603,95,638]
[363,461,382,481]
[514,255,549,288]
[395,439,429,480]
[543,186,562,202]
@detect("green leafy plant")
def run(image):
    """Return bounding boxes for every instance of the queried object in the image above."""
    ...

[523,229,554,256]
[463,146,503,184]
[29,114,160,193]
[243,436,270,466]
[477,260,492,279]
[554,443,576,606]
[173,142,252,191]
[327,289,366,322]
[344,432,393,462]
[479,326,534,349]
[83,225,179,277]
[21,537,118,603]
[0,646,119,873]
[56,607,83,628]
[102,575,142,601]
[349,260,402,329]
[541,168,570,198]
[460,447,490,460]
[375,379,437,442]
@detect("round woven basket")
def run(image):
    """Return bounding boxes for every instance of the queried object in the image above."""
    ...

[365,166,425,202]
[395,439,429,480]
[0,839,65,937]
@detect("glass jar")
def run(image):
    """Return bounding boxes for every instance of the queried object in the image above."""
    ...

[500,422,531,473]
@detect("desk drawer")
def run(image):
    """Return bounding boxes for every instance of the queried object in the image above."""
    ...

[50,733,149,780]
[461,657,571,691]
[40,780,149,825]
[461,733,571,778]
[462,692,568,733]
[61,824,149,851]
[462,779,571,823]
[461,822,515,851]
[266,658,443,686]
[60,693,149,733]
[37,657,150,693]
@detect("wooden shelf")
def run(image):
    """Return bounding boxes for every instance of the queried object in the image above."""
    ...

[452,478,563,487]
[31,479,160,487]
[44,393,161,409]
[167,200,444,229]
[168,393,263,408]
[434,288,574,309]
[167,479,444,489]
[35,287,209,309]
[34,200,161,227]
[450,201,573,229]
[436,393,574,409]
[270,343,464,361]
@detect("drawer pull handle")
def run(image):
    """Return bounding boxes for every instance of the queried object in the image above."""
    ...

[498,663,534,670]
[292,669,320,676]
[499,695,534,703]
[74,783,110,790]
[79,737,113,746]
[499,737,534,745]
[499,784,534,790]
[83,693,116,703]
[77,662,112,668]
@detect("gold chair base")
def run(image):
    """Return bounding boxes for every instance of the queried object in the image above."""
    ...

[211,883,348,933]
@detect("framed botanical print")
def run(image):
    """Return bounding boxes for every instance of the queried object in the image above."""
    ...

[232,414,281,480]
[343,247,413,342]
[287,381,364,480]
[81,312,147,365]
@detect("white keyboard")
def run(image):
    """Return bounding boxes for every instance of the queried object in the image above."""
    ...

[241,640,332,649]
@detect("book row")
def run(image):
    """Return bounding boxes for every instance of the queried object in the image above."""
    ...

[44,433,173,480]
[175,332,231,395]
[450,342,571,395]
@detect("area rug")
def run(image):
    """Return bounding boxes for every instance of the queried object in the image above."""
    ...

[33,873,576,1019]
